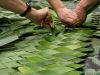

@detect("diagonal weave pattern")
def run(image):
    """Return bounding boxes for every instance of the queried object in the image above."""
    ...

[0,0,100,75]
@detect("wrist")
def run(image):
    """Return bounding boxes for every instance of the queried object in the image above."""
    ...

[75,5,87,12]
[25,8,39,20]
[19,3,39,19]
[20,3,32,16]
[75,0,96,12]
[56,6,67,14]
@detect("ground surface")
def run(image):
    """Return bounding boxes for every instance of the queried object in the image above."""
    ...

[0,0,100,75]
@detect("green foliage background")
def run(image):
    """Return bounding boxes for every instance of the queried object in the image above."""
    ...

[0,0,100,75]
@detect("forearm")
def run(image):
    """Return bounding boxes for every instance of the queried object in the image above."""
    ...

[77,0,99,11]
[0,0,28,14]
[48,0,65,12]
[0,0,37,17]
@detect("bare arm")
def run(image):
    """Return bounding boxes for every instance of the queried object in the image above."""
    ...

[76,0,99,12]
[74,0,99,24]
[0,0,37,17]
[48,0,65,12]
[48,0,81,27]
[48,0,99,27]
[0,0,49,26]
[48,0,99,13]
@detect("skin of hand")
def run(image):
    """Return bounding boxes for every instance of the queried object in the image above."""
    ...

[73,0,99,26]
[74,5,87,25]
[0,0,54,27]
[73,0,98,26]
[48,0,82,27]
[48,0,98,27]
[26,7,55,28]
[26,7,49,26]
[56,7,81,27]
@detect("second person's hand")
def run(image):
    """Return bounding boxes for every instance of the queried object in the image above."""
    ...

[56,7,80,27]
[56,7,87,28]
[74,5,87,25]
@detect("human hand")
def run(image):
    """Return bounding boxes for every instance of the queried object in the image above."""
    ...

[26,7,54,28]
[56,7,87,28]
[56,7,79,27]
[74,5,87,25]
